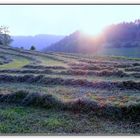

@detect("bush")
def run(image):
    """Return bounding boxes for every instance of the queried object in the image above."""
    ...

[30,45,36,51]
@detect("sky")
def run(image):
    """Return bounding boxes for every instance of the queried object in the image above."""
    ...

[0,5,140,36]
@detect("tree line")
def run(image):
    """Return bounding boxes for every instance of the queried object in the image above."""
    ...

[102,19,140,43]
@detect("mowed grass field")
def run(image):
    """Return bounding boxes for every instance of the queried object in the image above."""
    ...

[0,45,140,135]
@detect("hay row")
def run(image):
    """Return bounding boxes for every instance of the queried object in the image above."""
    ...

[0,74,140,90]
[61,69,128,77]
[23,65,66,70]
[0,90,139,121]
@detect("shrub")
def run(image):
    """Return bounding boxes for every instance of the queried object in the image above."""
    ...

[30,45,36,51]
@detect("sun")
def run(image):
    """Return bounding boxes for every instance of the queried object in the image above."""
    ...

[82,28,103,37]
[80,24,105,37]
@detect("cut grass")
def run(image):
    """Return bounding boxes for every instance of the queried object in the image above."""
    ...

[0,58,30,69]
[0,46,140,134]
[0,82,140,98]
[0,103,139,134]
[0,86,139,124]
[37,56,67,67]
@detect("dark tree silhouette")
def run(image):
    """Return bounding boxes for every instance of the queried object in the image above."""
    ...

[30,45,36,51]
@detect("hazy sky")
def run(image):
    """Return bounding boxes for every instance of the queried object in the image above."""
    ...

[0,5,140,36]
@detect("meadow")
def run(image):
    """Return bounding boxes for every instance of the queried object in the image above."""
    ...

[0,45,140,135]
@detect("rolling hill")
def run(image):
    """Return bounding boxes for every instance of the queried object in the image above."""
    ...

[0,44,140,133]
[45,30,99,53]
[45,20,140,58]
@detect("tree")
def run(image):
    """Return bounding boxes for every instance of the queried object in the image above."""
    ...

[0,26,13,46]
[20,46,24,50]
[30,45,36,51]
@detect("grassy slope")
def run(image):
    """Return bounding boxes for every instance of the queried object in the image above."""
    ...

[97,47,140,58]
[37,56,66,66]
[0,45,140,134]
[0,58,30,69]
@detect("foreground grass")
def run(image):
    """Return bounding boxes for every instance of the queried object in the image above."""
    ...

[0,103,139,134]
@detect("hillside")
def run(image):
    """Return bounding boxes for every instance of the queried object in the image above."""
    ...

[45,30,97,53]
[0,45,140,133]
[45,20,140,57]
[11,34,65,51]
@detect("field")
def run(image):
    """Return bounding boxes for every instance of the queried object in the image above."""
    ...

[0,45,140,135]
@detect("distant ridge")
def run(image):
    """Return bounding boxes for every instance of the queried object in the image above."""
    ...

[45,19,140,54]
[45,30,99,53]
[11,34,65,51]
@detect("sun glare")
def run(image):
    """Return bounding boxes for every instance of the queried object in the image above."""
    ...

[82,27,104,37]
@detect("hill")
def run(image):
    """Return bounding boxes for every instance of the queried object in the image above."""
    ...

[11,34,65,51]
[45,20,140,57]
[45,30,100,53]
[0,45,140,133]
